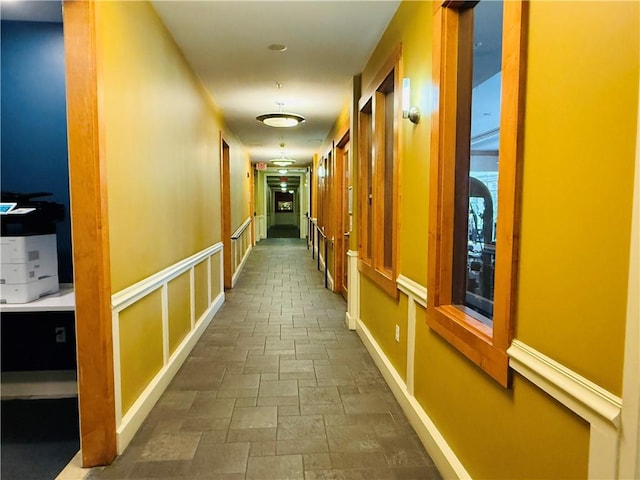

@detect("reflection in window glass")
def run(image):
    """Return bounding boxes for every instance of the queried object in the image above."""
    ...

[382,75,395,272]
[361,100,373,261]
[456,0,503,325]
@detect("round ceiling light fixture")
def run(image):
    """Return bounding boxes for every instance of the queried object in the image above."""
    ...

[257,102,305,128]
[270,158,296,167]
[268,43,288,52]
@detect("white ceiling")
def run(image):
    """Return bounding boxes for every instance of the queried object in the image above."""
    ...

[151,1,400,167]
[0,0,62,22]
[1,0,398,167]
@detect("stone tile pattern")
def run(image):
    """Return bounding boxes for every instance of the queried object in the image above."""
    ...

[88,239,441,480]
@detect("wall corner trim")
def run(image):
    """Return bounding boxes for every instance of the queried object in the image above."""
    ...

[397,274,428,307]
[508,339,622,427]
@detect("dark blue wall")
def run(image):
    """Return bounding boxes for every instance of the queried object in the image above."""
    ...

[1,20,72,283]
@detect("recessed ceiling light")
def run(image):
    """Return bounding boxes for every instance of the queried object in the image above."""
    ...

[268,44,287,52]
[278,169,288,174]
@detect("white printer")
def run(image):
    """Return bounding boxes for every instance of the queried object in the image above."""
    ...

[0,193,64,304]
[0,234,59,303]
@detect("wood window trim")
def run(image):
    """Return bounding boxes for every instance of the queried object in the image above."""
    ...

[357,46,402,300]
[427,1,528,387]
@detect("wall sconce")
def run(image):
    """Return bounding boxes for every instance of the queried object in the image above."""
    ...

[402,78,420,124]
[317,158,326,178]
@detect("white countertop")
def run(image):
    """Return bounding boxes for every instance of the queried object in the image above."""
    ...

[0,284,75,312]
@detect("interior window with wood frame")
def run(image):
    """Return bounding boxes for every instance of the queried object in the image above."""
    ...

[427,0,527,386]
[358,48,401,298]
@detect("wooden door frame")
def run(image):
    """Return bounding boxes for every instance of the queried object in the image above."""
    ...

[220,134,232,289]
[335,130,350,298]
[63,0,117,466]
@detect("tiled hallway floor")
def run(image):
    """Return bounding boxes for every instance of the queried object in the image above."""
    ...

[88,238,441,480]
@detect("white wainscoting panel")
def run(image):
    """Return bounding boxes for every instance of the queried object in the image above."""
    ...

[508,339,622,479]
[111,243,224,453]
[345,250,359,330]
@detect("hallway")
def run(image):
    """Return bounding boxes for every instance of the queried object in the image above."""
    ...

[87,239,440,480]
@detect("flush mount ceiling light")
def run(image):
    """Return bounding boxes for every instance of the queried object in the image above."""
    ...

[257,102,305,128]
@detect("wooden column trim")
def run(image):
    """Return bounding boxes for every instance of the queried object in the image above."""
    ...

[220,134,232,289]
[62,0,117,466]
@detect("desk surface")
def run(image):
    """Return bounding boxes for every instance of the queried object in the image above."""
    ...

[0,284,75,312]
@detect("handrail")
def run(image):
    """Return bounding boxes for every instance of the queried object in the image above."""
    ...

[307,219,329,289]
[316,225,327,240]
[231,216,252,240]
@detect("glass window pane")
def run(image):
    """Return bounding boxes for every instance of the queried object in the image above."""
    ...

[454,0,503,325]
[383,86,394,270]
[361,100,373,261]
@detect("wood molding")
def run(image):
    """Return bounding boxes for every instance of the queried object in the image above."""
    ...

[63,0,116,466]
[357,51,401,300]
[426,0,528,387]
[361,43,403,109]
[220,135,232,289]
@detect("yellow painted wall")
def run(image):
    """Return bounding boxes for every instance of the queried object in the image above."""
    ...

[357,0,432,286]
[211,251,222,300]
[229,145,253,234]
[352,0,640,477]
[413,304,590,479]
[194,259,208,322]
[360,276,407,380]
[95,1,250,421]
[357,0,428,395]
[168,272,191,355]
[119,290,163,414]
[516,0,639,396]
[96,0,232,292]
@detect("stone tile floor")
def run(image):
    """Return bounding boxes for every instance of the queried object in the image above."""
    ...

[88,238,441,480]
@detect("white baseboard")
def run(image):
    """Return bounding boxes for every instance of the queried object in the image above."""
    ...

[232,244,252,288]
[116,291,225,453]
[345,311,355,330]
[356,318,470,479]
